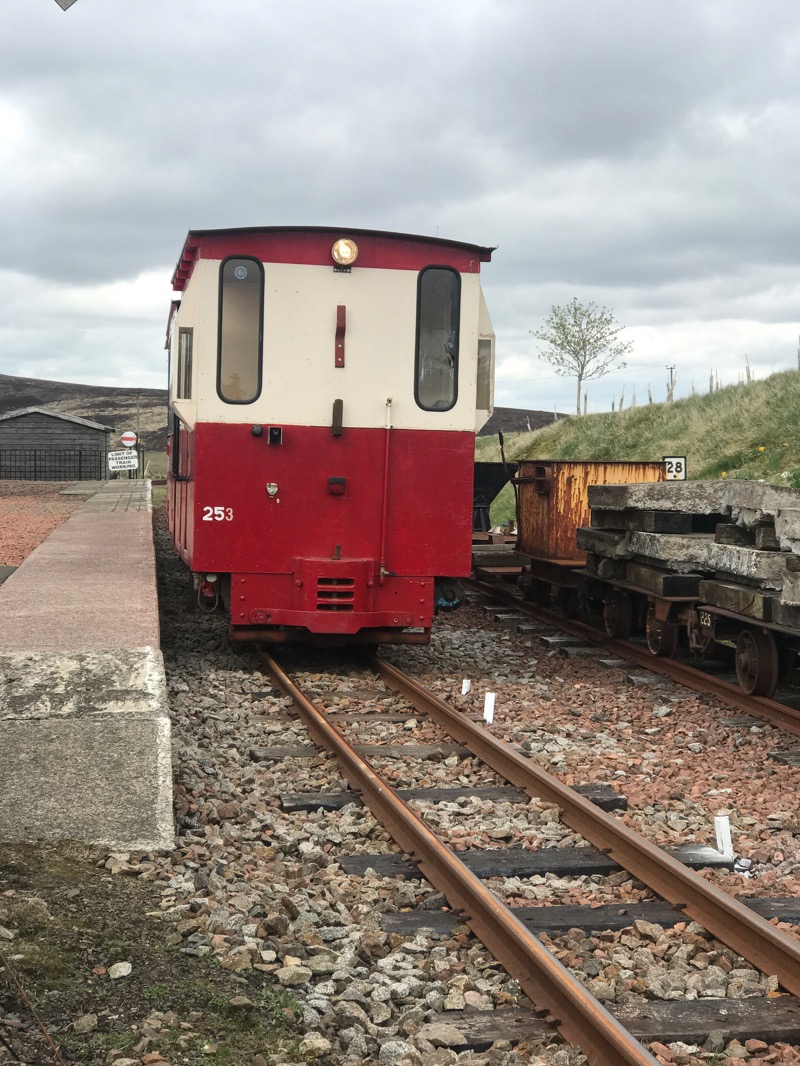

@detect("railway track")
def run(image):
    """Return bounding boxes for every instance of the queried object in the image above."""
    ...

[468,576,800,737]
[257,649,800,1066]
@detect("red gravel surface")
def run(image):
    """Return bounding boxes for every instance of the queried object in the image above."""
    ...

[0,481,92,566]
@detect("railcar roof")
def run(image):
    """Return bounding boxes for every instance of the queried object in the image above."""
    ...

[171,226,496,290]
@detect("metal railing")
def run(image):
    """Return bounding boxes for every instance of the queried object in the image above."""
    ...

[0,448,103,481]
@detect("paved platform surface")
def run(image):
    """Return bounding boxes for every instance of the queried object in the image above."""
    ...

[0,480,174,851]
[0,480,159,653]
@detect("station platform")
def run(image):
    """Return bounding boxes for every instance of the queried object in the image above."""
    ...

[0,480,173,851]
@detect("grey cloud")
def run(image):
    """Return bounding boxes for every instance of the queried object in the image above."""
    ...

[0,0,798,404]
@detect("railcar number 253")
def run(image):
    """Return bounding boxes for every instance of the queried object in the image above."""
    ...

[202,506,234,521]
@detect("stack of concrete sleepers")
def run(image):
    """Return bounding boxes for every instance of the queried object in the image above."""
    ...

[575,480,800,631]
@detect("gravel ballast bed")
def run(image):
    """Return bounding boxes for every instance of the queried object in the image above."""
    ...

[144,504,800,1065]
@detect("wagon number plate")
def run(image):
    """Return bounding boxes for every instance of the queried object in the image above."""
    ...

[698,609,713,629]
[663,456,687,480]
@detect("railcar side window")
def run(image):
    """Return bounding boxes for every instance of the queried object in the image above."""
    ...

[476,338,493,410]
[177,327,193,399]
[168,409,180,477]
[218,257,263,403]
[415,267,460,411]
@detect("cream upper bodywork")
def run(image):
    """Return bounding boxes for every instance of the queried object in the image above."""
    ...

[170,259,494,433]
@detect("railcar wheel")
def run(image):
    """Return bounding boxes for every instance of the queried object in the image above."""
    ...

[735,628,780,697]
[183,574,197,614]
[645,604,679,658]
[353,643,379,660]
[603,590,633,639]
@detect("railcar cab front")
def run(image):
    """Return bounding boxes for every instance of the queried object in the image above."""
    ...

[165,226,495,644]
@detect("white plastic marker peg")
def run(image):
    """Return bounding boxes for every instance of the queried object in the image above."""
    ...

[483,692,496,724]
[714,814,733,858]
[461,679,471,695]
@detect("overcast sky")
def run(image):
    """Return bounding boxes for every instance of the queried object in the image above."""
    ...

[2,1,798,414]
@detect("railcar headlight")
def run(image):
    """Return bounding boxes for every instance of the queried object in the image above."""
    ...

[331,238,359,267]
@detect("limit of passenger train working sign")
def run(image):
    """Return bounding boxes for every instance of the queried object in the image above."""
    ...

[107,450,139,472]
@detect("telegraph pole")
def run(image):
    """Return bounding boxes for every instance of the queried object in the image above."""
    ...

[666,365,676,401]
[136,391,142,478]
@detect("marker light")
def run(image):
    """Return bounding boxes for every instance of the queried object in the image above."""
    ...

[331,238,359,267]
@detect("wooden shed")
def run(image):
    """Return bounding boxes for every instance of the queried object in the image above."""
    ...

[0,407,115,481]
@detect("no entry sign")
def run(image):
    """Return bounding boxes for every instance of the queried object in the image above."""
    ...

[121,431,138,448]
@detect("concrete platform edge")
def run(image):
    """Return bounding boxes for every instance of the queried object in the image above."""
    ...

[0,645,174,852]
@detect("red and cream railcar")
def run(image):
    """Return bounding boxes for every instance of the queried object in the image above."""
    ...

[166,226,495,644]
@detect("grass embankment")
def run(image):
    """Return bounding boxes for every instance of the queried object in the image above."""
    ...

[479,369,800,525]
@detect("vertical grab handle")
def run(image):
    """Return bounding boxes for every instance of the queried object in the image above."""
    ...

[335,305,346,367]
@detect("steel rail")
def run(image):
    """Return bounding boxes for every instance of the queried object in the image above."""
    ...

[372,655,800,998]
[467,577,800,737]
[258,649,660,1066]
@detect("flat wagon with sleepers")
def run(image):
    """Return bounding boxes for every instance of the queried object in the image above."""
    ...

[576,479,800,697]
[488,460,800,698]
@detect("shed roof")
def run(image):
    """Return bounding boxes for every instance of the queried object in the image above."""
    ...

[0,407,116,432]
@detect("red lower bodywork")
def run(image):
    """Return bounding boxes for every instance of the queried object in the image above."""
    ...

[168,422,474,643]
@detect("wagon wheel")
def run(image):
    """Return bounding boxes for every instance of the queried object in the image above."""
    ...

[735,628,780,697]
[576,589,593,624]
[645,604,679,658]
[603,590,633,639]
[521,578,551,606]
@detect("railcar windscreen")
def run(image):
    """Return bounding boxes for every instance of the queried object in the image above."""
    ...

[415,267,460,411]
[218,257,263,403]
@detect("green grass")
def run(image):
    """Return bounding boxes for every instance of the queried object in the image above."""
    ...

[143,450,168,479]
[479,368,800,524]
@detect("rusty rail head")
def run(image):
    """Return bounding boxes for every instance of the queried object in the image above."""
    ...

[258,648,660,1066]
[371,655,800,999]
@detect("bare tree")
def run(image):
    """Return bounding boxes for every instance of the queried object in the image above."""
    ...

[531,298,632,414]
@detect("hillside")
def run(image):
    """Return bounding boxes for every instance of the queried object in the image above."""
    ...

[0,375,554,452]
[0,374,168,450]
[478,369,800,523]
[479,406,567,436]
